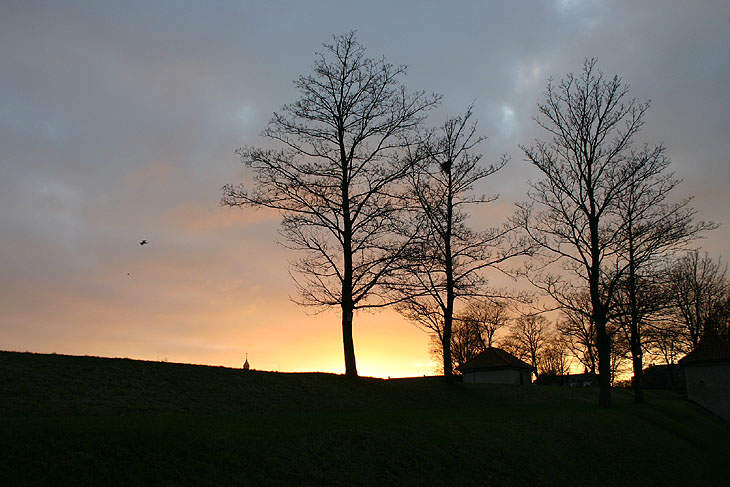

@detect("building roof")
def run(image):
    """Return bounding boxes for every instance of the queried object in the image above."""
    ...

[678,329,730,366]
[457,347,535,372]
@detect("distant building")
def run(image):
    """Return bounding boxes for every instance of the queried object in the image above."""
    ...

[243,353,250,371]
[535,372,599,387]
[643,364,685,391]
[678,329,730,422]
[457,347,534,385]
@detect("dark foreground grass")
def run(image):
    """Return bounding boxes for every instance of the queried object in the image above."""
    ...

[1,351,728,486]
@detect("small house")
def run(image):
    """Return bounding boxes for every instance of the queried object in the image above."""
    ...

[457,347,534,385]
[678,329,730,422]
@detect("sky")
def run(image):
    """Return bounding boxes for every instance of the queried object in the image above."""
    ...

[2,0,729,377]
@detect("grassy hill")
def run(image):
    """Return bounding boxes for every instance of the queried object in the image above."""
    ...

[1,351,728,486]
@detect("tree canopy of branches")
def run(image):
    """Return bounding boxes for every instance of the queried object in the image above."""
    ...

[222,32,440,378]
[501,313,550,376]
[540,335,571,377]
[610,130,714,401]
[644,316,686,365]
[391,107,524,378]
[460,299,510,349]
[556,291,630,381]
[516,58,665,406]
[557,293,598,374]
[667,251,730,347]
[430,299,510,373]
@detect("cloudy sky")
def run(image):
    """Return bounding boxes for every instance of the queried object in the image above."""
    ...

[2,0,728,377]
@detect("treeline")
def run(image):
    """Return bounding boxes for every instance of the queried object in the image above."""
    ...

[437,248,730,383]
[223,32,723,406]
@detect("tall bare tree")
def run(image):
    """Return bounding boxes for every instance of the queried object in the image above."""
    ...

[391,108,524,379]
[612,156,714,402]
[222,32,439,377]
[516,58,660,406]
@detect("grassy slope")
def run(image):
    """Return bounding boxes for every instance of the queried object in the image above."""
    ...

[1,351,728,486]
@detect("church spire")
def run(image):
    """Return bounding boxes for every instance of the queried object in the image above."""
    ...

[243,353,250,370]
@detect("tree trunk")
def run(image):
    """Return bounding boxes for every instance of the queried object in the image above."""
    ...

[626,215,645,403]
[595,314,612,407]
[631,336,644,403]
[628,294,645,403]
[341,304,357,378]
[591,230,612,405]
[340,128,357,379]
[442,311,453,380]
[442,252,455,379]
[590,215,612,406]
[442,167,455,380]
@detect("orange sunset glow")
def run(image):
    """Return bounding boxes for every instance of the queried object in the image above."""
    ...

[2,1,729,380]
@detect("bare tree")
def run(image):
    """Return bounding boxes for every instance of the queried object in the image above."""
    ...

[609,331,631,383]
[461,299,511,349]
[557,291,630,382]
[541,334,571,377]
[666,251,730,348]
[614,272,669,392]
[644,316,687,365]
[430,299,511,372]
[557,293,598,374]
[391,107,524,379]
[501,313,550,376]
[611,147,715,401]
[448,315,486,372]
[516,59,662,406]
[222,32,440,377]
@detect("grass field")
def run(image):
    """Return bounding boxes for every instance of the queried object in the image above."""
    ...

[1,351,728,486]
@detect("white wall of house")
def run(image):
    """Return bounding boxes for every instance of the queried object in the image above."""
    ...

[684,363,730,422]
[462,368,531,385]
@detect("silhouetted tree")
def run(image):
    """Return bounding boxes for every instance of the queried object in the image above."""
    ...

[609,331,631,383]
[611,148,715,402]
[541,334,571,376]
[222,32,439,377]
[556,291,630,382]
[501,313,550,376]
[614,272,670,385]
[516,59,664,406]
[461,299,511,349]
[449,314,486,371]
[666,251,730,347]
[644,314,686,365]
[391,108,524,379]
[557,293,598,374]
[430,299,511,372]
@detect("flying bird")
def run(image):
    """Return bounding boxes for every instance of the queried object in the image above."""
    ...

[140,240,148,245]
